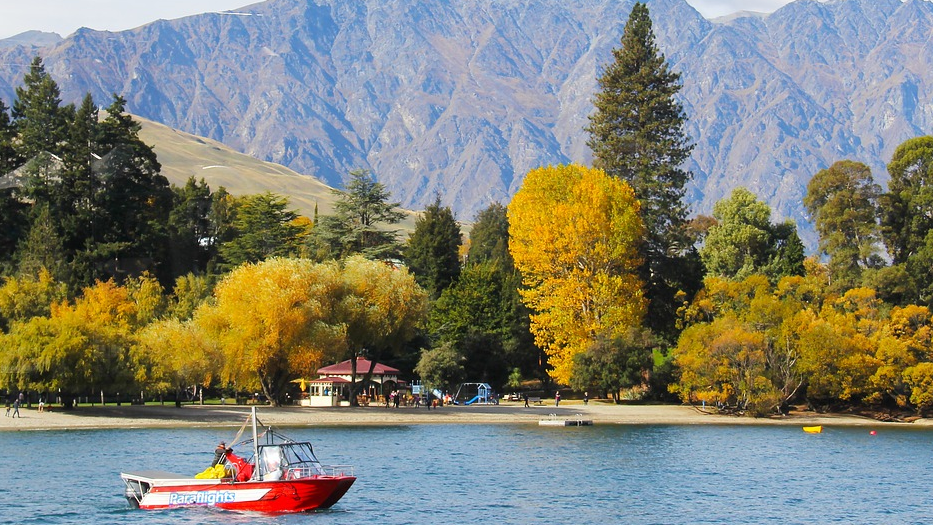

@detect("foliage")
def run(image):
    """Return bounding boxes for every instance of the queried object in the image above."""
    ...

[415,342,465,392]
[804,160,883,290]
[309,169,405,261]
[0,268,68,330]
[405,196,462,299]
[881,136,933,305]
[569,328,655,402]
[584,2,698,340]
[701,188,805,282]
[509,164,646,384]
[218,192,307,268]
[467,202,512,266]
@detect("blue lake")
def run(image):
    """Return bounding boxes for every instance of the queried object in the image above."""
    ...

[0,423,930,524]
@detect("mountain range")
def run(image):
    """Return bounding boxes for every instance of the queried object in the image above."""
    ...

[1,0,931,250]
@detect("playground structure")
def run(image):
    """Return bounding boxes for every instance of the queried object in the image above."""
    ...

[452,383,497,405]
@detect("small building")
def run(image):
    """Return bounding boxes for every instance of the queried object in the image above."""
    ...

[299,358,402,407]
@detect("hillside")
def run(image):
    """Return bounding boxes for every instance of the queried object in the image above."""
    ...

[136,115,419,230]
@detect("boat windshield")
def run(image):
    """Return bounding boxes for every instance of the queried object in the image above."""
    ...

[257,443,326,480]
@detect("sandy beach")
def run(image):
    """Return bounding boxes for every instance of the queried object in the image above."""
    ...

[2,400,929,432]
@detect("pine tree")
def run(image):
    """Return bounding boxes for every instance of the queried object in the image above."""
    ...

[12,57,70,160]
[404,195,462,299]
[585,2,698,340]
[310,169,405,261]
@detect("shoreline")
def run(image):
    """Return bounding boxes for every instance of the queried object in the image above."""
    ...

[3,401,931,432]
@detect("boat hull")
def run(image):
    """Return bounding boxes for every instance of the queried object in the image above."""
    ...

[123,471,355,513]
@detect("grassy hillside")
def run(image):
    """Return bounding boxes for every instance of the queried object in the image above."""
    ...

[136,114,419,231]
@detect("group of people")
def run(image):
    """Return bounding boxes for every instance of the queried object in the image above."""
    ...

[4,393,25,418]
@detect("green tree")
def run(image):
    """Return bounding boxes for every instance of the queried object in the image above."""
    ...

[585,2,698,340]
[467,202,512,266]
[701,188,804,282]
[405,196,462,299]
[218,192,307,268]
[881,136,933,305]
[167,177,216,277]
[0,98,28,271]
[415,342,466,393]
[310,169,405,261]
[11,57,70,161]
[804,160,883,290]
[570,328,655,402]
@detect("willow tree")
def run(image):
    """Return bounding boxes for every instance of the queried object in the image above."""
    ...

[585,2,697,340]
[509,164,646,384]
[194,257,347,406]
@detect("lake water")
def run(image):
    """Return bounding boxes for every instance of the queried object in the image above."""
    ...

[0,422,930,524]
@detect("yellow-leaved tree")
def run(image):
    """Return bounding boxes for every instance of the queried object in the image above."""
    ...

[508,164,646,384]
[194,257,347,405]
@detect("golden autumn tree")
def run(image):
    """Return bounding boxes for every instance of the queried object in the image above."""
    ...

[194,257,347,405]
[133,319,219,404]
[337,255,428,404]
[508,164,646,384]
[0,276,160,407]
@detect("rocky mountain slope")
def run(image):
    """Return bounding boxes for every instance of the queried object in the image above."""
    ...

[1,0,931,249]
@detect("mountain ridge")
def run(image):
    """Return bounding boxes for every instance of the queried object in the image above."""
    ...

[0,0,930,249]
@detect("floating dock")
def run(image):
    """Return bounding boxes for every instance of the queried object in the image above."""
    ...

[538,414,593,427]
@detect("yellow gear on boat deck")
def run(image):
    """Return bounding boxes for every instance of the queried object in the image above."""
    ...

[195,463,228,479]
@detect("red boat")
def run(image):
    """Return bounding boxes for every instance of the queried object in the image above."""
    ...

[121,407,355,512]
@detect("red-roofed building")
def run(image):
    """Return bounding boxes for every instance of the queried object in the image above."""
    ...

[299,359,401,407]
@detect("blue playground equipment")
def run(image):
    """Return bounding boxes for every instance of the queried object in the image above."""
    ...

[453,383,497,405]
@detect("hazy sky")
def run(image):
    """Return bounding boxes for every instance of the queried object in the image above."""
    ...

[0,1,796,41]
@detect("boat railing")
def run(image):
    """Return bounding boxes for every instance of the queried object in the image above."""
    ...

[284,464,354,479]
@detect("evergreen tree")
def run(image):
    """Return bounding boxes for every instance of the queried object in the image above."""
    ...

[467,202,512,266]
[0,98,28,272]
[12,57,70,161]
[309,169,405,261]
[405,196,462,299]
[585,2,699,340]
[167,177,216,277]
[218,192,306,267]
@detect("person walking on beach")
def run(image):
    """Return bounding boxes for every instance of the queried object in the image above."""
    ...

[11,397,21,418]
[555,391,561,407]
[4,400,9,416]
[583,392,589,406]
[523,393,529,407]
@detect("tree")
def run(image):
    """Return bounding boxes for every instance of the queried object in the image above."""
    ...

[310,169,405,260]
[509,164,646,384]
[415,342,465,393]
[133,318,218,405]
[881,136,933,305]
[194,258,346,406]
[405,196,462,299]
[218,192,307,268]
[11,57,69,161]
[337,255,429,404]
[570,328,655,402]
[804,160,883,290]
[585,2,698,339]
[701,188,805,282]
[167,177,216,277]
[467,202,512,266]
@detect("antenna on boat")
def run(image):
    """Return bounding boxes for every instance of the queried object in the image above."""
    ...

[251,406,259,479]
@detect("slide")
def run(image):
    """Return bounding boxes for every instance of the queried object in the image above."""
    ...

[464,395,482,406]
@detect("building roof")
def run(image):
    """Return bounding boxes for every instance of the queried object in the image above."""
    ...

[310,376,351,384]
[317,358,400,375]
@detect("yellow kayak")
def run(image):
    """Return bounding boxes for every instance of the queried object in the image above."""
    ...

[803,425,823,434]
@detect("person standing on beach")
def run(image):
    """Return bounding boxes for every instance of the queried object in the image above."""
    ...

[555,391,561,407]
[11,397,21,417]
[4,400,9,416]
[583,392,589,405]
